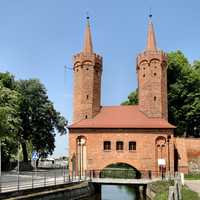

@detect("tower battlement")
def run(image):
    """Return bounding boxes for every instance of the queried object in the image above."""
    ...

[137,50,167,66]
[73,52,102,69]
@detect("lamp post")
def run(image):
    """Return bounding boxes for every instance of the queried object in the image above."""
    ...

[160,144,164,180]
[194,126,197,137]
[167,135,171,172]
[0,139,2,192]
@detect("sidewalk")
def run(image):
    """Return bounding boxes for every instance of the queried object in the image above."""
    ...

[185,180,200,197]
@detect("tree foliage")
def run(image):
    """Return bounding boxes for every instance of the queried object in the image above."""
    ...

[0,72,21,167]
[0,72,67,166]
[121,89,138,105]
[122,51,200,137]
[16,79,67,162]
[0,73,21,137]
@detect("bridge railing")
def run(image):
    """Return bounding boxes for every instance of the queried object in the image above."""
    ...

[168,172,182,200]
[86,169,162,180]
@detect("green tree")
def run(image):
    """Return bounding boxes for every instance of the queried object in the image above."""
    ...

[122,51,200,137]
[0,72,21,168]
[16,79,67,162]
[121,89,138,105]
[167,51,200,136]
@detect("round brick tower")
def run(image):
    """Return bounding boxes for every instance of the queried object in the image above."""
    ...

[73,18,102,123]
[137,16,168,120]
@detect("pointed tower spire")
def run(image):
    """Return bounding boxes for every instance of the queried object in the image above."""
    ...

[83,15,93,54]
[73,15,102,122]
[146,14,157,50]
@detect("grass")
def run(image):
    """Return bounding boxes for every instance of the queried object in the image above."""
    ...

[150,180,200,200]
[150,180,174,200]
[182,186,200,200]
[185,172,200,180]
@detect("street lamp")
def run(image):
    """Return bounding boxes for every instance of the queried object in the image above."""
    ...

[17,140,20,191]
[194,126,197,137]
[0,139,2,192]
[167,135,171,173]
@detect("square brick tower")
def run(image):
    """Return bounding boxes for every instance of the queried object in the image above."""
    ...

[137,17,168,120]
[73,17,102,123]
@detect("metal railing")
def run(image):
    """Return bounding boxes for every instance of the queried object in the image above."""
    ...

[168,173,182,200]
[0,169,82,193]
[85,169,164,180]
[0,169,173,193]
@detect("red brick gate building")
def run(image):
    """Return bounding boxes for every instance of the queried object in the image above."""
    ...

[68,16,176,177]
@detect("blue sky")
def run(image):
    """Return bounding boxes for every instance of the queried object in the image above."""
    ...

[0,0,200,157]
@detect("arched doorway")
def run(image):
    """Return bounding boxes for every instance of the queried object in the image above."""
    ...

[155,136,167,176]
[100,163,141,179]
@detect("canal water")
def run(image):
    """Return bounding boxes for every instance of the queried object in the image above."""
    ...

[87,185,144,200]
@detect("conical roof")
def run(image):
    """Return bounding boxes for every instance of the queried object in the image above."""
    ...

[146,17,157,50]
[83,17,93,53]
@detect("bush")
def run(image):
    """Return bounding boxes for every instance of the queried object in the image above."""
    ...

[185,172,200,180]
[150,180,174,200]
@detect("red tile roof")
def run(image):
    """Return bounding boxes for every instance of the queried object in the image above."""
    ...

[69,105,175,129]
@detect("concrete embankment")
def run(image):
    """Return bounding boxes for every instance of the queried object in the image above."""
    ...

[146,184,156,200]
[0,181,95,200]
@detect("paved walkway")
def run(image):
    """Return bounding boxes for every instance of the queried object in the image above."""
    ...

[185,180,200,196]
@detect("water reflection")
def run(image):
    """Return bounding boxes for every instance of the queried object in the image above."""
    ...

[87,185,141,200]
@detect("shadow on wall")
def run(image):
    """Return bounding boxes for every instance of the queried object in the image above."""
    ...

[174,147,180,172]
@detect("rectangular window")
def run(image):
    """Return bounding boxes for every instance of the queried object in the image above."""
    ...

[104,141,111,151]
[129,141,136,151]
[116,141,123,151]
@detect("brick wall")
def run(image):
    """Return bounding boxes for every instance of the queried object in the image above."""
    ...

[175,138,200,173]
[185,138,200,159]
[69,128,174,175]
